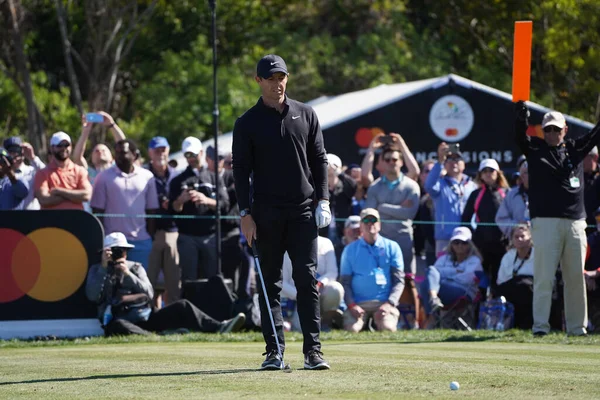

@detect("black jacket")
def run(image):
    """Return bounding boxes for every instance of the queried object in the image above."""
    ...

[516,114,600,220]
[232,96,328,210]
[169,166,229,237]
[462,184,506,252]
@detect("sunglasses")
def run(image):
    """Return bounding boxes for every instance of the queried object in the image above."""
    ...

[361,217,379,224]
[383,157,399,163]
[54,143,70,149]
[451,240,469,245]
[446,156,462,162]
[481,167,496,174]
[184,152,198,158]
[543,126,562,133]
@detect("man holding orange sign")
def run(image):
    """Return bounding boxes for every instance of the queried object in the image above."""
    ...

[515,101,600,336]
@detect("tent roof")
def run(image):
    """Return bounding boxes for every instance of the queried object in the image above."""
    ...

[309,74,595,130]
[169,73,594,165]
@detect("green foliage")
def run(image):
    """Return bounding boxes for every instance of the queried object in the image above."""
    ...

[4,0,600,152]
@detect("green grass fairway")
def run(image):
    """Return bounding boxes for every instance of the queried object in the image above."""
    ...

[1,331,599,399]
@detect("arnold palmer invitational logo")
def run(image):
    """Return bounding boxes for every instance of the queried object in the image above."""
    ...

[429,95,474,142]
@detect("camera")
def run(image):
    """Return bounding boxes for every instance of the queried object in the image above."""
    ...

[111,247,125,261]
[0,149,13,166]
[448,143,460,154]
[378,135,394,145]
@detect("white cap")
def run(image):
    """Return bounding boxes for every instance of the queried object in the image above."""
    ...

[103,232,135,249]
[344,215,361,229]
[327,153,342,170]
[450,227,472,242]
[181,137,203,155]
[479,158,500,172]
[50,131,71,146]
[589,146,599,157]
[542,111,566,129]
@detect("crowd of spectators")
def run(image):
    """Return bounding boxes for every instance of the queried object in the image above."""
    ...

[3,106,600,335]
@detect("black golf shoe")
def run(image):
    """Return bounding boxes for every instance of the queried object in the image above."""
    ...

[304,349,330,370]
[261,350,283,370]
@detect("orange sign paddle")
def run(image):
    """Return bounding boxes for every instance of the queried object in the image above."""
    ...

[512,21,533,102]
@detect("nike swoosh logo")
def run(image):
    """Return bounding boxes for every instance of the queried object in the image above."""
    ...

[270,62,278,65]
[292,116,300,119]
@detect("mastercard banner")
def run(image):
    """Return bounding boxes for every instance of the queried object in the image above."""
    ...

[0,210,103,321]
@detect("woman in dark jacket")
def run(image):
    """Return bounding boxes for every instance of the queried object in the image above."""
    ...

[461,158,509,292]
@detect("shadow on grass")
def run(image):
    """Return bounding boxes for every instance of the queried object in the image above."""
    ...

[326,334,500,347]
[0,368,261,386]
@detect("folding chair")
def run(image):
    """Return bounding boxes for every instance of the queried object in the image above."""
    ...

[435,271,489,330]
[397,273,422,329]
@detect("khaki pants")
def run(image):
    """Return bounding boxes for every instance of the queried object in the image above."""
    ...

[531,218,587,335]
[343,300,400,332]
[148,230,180,305]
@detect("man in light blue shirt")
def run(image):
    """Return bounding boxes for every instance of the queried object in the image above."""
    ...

[424,142,476,254]
[340,208,405,332]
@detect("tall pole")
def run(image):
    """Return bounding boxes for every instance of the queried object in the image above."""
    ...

[209,0,221,275]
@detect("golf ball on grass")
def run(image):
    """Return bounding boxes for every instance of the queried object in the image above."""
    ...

[450,381,460,390]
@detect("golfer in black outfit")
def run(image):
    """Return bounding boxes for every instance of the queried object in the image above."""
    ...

[232,54,332,370]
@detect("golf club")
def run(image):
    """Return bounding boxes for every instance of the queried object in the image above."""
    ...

[253,242,292,372]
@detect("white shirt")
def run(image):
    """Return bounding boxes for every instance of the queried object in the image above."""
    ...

[281,236,338,300]
[497,247,535,285]
[14,157,45,210]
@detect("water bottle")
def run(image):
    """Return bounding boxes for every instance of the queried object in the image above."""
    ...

[102,305,113,327]
[495,296,506,331]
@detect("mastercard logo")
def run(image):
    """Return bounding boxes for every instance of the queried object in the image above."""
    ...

[355,127,385,148]
[0,228,88,304]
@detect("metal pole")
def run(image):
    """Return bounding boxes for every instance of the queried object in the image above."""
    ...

[209,0,221,275]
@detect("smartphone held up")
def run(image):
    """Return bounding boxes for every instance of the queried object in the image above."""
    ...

[86,113,104,124]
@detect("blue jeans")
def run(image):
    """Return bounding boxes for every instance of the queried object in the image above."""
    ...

[420,266,473,314]
[127,238,153,270]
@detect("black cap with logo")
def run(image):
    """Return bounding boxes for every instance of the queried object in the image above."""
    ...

[256,54,288,79]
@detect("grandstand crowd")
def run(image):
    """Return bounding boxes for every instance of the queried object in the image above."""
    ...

[2,108,600,336]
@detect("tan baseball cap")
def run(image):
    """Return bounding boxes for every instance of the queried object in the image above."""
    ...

[359,208,380,221]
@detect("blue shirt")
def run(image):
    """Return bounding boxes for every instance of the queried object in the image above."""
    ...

[340,235,403,303]
[0,176,28,210]
[424,162,477,241]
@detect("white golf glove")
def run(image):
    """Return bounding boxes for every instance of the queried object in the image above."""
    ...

[315,200,332,229]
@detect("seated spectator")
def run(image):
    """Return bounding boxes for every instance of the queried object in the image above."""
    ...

[584,210,600,332]
[0,148,28,210]
[4,137,45,209]
[424,142,476,255]
[73,111,125,185]
[495,161,530,238]
[496,225,534,329]
[419,227,483,326]
[34,131,92,210]
[340,208,405,332]
[86,232,246,337]
[334,215,362,265]
[91,139,159,269]
[461,158,509,290]
[319,153,356,245]
[281,235,344,331]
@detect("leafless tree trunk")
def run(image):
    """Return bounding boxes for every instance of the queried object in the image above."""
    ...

[4,0,46,155]
[66,0,157,146]
[55,0,83,115]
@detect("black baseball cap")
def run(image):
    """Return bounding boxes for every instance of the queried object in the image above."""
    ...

[256,54,288,79]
